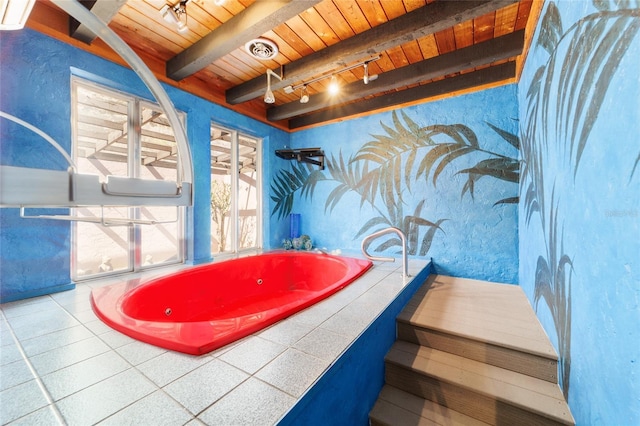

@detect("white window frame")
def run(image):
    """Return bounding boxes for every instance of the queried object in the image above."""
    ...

[71,77,186,280]
[210,122,262,257]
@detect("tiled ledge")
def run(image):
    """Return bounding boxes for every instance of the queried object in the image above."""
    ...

[1,255,429,425]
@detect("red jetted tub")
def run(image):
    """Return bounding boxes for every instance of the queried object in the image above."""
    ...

[91,251,372,355]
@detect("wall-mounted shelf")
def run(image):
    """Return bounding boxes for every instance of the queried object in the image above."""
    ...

[0,165,192,208]
[275,148,325,170]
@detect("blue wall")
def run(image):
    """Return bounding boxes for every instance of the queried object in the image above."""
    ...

[0,29,289,302]
[4,4,639,423]
[518,0,640,423]
[271,86,520,284]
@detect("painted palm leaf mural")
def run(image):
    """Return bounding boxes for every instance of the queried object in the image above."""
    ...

[271,110,519,257]
[521,0,640,399]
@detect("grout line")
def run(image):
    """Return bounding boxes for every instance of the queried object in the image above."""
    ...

[0,306,66,425]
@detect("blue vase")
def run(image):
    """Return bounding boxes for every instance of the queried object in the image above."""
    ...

[290,213,301,239]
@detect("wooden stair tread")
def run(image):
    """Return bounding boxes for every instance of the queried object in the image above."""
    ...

[398,275,557,359]
[386,341,574,425]
[397,322,558,382]
[370,385,490,426]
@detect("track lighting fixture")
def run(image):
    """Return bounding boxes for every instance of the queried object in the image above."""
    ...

[300,85,309,104]
[282,55,381,101]
[160,0,189,33]
[264,69,283,104]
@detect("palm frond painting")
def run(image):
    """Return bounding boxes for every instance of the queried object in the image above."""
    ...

[271,110,518,257]
[533,190,573,400]
[270,163,326,221]
[521,0,640,399]
[354,112,519,206]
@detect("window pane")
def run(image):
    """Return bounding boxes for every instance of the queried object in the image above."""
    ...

[139,104,182,266]
[210,124,261,255]
[75,207,131,277]
[139,206,180,266]
[74,85,132,278]
[210,127,232,254]
[239,134,258,250]
[138,105,178,182]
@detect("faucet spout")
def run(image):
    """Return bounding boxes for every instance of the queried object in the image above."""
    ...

[361,227,409,278]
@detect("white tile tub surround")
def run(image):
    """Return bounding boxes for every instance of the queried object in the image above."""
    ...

[0,257,428,425]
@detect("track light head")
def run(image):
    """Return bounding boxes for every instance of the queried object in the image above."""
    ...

[264,88,275,104]
[328,76,339,96]
[264,69,282,104]
[160,1,189,33]
[300,86,309,104]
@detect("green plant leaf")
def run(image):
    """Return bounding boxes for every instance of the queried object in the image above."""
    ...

[460,173,478,200]
[432,146,477,185]
[527,66,546,102]
[354,217,391,238]
[494,197,519,206]
[420,218,447,256]
[416,143,459,182]
[401,110,429,141]
[486,122,520,150]
[572,16,640,174]
[630,153,640,182]
[458,158,520,184]
[538,2,563,55]
[405,147,418,193]
[374,237,402,253]
[324,184,350,214]
[270,165,323,219]
[300,169,327,199]
[534,255,555,316]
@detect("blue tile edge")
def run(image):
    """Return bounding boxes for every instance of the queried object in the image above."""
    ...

[184,256,213,266]
[0,282,76,304]
[278,261,433,426]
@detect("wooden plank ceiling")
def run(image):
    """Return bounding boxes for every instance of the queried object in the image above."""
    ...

[28,0,538,131]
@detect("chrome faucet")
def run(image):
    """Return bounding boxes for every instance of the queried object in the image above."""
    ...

[361,227,409,278]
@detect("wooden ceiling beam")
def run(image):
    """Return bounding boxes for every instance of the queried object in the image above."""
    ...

[226,0,517,105]
[268,30,524,121]
[288,61,516,129]
[166,0,322,81]
[70,0,127,44]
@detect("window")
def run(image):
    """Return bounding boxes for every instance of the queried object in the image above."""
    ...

[210,123,261,255]
[71,79,184,279]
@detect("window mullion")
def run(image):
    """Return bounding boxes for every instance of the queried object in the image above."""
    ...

[230,130,239,254]
[130,99,141,269]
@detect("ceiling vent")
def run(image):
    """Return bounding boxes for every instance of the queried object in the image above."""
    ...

[244,38,279,60]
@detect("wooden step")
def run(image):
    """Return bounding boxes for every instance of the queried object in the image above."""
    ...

[370,385,490,426]
[397,275,558,381]
[385,341,574,425]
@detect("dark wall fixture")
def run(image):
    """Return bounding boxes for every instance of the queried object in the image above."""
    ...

[275,148,325,170]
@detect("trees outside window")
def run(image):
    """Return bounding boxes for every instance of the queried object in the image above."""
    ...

[210,124,261,255]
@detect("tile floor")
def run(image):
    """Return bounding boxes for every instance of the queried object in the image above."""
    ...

[1,256,427,425]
